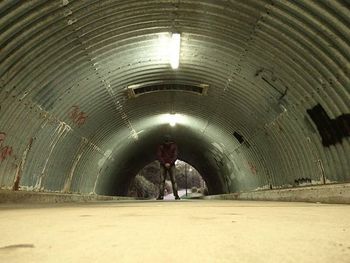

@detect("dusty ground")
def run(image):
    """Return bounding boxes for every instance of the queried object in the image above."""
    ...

[0,200,349,262]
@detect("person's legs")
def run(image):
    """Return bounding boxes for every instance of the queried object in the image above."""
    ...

[157,165,167,199]
[169,165,180,199]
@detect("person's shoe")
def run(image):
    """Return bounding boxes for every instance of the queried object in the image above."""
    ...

[156,196,164,200]
[175,196,181,200]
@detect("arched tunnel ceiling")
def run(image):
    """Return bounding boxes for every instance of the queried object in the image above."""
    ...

[0,0,349,196]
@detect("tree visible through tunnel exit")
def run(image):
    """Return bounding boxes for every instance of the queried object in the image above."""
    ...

[127,160,207,199]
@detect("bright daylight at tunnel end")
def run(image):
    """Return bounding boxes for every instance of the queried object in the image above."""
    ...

[0,0,349,203]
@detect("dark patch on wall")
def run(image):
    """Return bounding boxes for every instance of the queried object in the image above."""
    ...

[233,131,245,144]
[294,178,311,186]
[304,115,317,133]
[213,156,224,168]
[307,104,350,147]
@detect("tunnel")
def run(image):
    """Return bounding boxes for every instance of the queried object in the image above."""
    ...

[0,0,349,199]
[1,1,350,262]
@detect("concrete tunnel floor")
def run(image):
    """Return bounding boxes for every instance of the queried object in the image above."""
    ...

[0,200,349,263]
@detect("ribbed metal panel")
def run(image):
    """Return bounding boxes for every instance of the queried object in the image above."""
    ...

[0,0,349,195]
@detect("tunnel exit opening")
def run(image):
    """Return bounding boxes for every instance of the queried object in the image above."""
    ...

[127,160,207,199]
[95,123,230,197]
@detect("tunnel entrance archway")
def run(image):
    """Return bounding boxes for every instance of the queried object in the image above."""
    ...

[0,0,348,203]
[95,122,233,197]
[127,160,207,199]
[174,160,207,194]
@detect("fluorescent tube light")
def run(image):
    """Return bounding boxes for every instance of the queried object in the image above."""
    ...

[170,33,181,69]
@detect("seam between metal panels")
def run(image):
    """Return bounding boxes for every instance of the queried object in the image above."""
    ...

[62,7,138,139]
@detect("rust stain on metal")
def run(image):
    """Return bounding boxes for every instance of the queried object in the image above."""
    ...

[12,137,34,191]
[12,169,20,191]
[318,159,326,185]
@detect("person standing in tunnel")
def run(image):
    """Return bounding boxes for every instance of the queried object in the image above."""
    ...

[156,135,180,200]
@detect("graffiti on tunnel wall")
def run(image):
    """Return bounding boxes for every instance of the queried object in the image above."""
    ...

[247,161,257,175]
[69,106,88,127]
[0,132,13,162]
[307,104,350,147]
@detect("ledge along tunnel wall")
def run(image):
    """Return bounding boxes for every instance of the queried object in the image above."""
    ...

[0,0,349,197]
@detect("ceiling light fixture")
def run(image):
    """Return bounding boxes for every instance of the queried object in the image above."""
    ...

[170,33,181,69]
[168,113,177,127]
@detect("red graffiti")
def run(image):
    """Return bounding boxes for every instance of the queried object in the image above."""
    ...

[0,146,13,161]
[0,133,13,162]
[248,162,257,175]
[69,106,88,127]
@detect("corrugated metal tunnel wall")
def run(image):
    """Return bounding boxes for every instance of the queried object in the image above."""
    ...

[0,0,349,196]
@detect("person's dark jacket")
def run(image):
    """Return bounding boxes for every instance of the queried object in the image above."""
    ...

[157,142,178,166]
